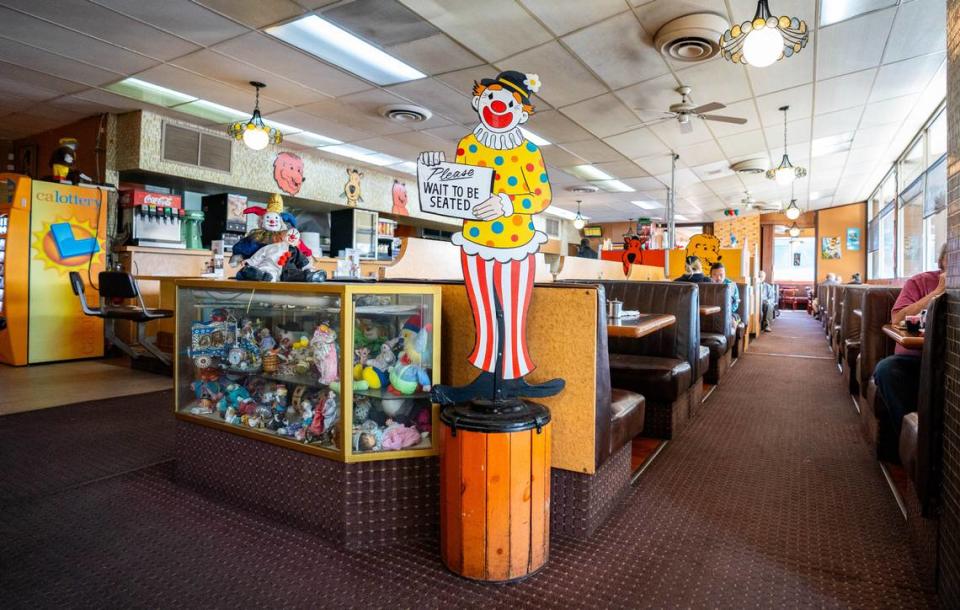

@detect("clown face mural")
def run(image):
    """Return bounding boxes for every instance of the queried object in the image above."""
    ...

[419,70,563,404]
[273,152,305,196]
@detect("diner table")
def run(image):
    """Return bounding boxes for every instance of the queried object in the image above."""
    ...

[882,324,924,350]
[699,306,721,316]
[607,313,676,339]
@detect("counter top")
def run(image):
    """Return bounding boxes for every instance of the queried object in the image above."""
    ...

[118,245,213,256]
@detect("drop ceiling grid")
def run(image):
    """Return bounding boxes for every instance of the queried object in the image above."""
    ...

[0,0,946,221]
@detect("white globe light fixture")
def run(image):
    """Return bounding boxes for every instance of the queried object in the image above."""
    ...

[573,200,586,230]
[227,81,282,151]
[784,198,801,220]
[788,222,801,238]
[721,0,809,68]
[766,106,806,185]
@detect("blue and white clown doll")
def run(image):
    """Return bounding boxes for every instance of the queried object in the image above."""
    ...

[421,70,564,404]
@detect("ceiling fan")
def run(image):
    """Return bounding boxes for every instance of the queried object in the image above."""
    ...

[737,191,781,212]
[633,86,747,134]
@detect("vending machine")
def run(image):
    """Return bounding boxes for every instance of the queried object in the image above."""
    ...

[0,174,109,365]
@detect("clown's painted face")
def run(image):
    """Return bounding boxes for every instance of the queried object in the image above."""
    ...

[262,211,284,232]
[284,227,301,246]
[472,86,528,133]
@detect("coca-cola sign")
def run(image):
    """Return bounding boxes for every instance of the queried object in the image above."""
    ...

[120,189,182,209]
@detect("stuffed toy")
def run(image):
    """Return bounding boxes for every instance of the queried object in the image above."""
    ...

[388,315,431,394]
[310,324,339,385]
[359,339,399,389]
[236,227,325,283]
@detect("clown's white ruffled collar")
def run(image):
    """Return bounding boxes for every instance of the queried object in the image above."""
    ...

[473,124,525,150]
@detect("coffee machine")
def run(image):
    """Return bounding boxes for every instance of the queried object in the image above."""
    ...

[119,189,186,249]
[201,193,248,253]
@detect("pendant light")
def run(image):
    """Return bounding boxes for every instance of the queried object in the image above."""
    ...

[788,222,801,238]
[227,81,282,151]
[721,0,809,68]
[573,200,585,230]
[784,182,801,220]
[767,105,806,185]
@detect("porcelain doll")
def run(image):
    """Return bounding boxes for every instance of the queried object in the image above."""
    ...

[381,421,422,450]
[259,327,276,352]
[310,323,339,385]
[352,419,383,452]
[246,414,262,428]
[301,400,314,427]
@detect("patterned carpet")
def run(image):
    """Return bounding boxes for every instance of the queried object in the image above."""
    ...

[0,313,936,608]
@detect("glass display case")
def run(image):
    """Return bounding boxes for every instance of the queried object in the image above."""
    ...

[174,279,441,462]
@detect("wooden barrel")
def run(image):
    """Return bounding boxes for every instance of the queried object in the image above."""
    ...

[439,400,551,582]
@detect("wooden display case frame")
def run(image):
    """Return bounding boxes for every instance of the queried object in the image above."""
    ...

[174,279,441,463]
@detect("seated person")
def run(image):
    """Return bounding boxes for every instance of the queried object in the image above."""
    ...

[874,245,946,437]
[757,270,776,332]
[848,272,862,285]
[822,273,839,286]
[709,262,740,323]
[576,238,598,259]
[674,255,711,283]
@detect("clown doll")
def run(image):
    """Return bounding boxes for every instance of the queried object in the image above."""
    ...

[231,193,313,265]
[419,70,563,403]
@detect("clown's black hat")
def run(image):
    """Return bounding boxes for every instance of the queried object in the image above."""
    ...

[480,70,536,105]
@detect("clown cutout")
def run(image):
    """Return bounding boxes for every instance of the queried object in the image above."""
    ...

[419,70,563,403]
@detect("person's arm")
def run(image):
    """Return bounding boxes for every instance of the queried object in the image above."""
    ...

[892,273,945,325]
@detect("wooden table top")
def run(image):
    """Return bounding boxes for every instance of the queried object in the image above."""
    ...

[699,306,721,316]
[882,324,924,349]
[607,313,677,338]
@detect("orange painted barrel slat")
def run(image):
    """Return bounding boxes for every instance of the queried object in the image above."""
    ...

[440,423,551,582]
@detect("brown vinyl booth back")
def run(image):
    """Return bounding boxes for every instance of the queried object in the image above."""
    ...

[858,287,901,398]
[840,286,869,346]
[698,282,735,347]
[829,285,847,336]
[737,283,751,323]
[913,293,948,516]
[598,281,702,381]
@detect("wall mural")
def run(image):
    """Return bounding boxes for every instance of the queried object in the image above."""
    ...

[416,69,564,404]
[273,152,305,196]
[685,233,722,270]
[342,168,363,207]
[391,179,409,216]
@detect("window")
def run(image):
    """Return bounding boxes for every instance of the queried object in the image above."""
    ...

[925,210,947,271]
[898,174,924,278]
[879,207,895,279]
[544,217,560,238]
[773,236,815,281]
[929,109,946,162]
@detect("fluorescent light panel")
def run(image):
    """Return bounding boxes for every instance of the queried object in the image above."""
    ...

[811,133,853,158]
[267,15,426,86]
[520,128,551,146]
[595,179,635,193]
[105,77,197,107]
[389,161,418,175]
[544,206,582,221]
[675,214,690,221]
[175,99,249,123]
[631,200,661,210]
[569,164,613,181]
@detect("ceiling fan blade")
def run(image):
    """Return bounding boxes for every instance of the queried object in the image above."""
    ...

[690,101,725,114]
[634,108,676,117]
[680,120,694,134]
[701,114,748,125]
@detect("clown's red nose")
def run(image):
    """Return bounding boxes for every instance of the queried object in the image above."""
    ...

[490,100,507,113]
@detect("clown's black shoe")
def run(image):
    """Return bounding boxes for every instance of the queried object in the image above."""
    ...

[431,371,495,405]
[499,376,565,399]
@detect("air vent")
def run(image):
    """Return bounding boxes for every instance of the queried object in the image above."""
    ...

[163,122,232,173]
[730,157,770,175]
[567,185,600,194]
[654,13,729,63]
[379,104,432,123]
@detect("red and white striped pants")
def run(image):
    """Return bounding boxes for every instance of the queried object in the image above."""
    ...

[461,250,535,379]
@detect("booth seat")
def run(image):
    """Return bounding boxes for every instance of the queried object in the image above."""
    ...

[830,285,847,351]
[698,282,734,384]
[823,284,836,335]
[839,286,868,393]
[599,281,702,439]
[732,282,751,358]
[859,287,901,451]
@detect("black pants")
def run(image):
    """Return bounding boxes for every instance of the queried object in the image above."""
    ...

[760,301,775,330]
[874,354,921,436]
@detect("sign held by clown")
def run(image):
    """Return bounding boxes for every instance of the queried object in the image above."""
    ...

[417,70,563,404]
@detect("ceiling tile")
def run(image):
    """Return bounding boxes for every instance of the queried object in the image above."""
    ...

[690,160,736,182]
[615,73,683,121]
[868,52,946,103]
[0,38,122,87]
[91,0,249,46]
[398,0,553,61]
[194,0,305,28]
[744,40,815,96]
[299,88,452,136]
[633,153,684,176]
[814,69,876,115]
[0,7,159,74]
[648,117,714,149]
[349,135,422,160]
[860,93,918,127]
[0,60,89,98]
[172,50,330,106]
[518,0,627,36]
[632,0,728,36]
[559,138,626,163]
[816,8,896,79]
[604,127,669,159]
[755,84,813,126]
[385,78,477,124]
[385,33,482,75]
[213,32,370,97]
[811,151,849,173]
[677,139,725,166]
[1,0,201,61]
[323,0,438,47]
[133,64,286,114]
[851,123,899,149]
[700,100,760,138]
[561,93,643,138]
[388,128,457,152]
[593,160,650,179]
[717,129,767,160]
[266,108,377,142]
[812,107,863,139]
[882,0,946,63]
[562,12,670,89]
[623,176,668,191]
[540,145,587,167]
[498,42,607,108]
[420,124,472,141]
[433,64,497,94]
[50,91,137,115]
[654,167,699,188]
[525,109,593,144]
[676,59,752,106]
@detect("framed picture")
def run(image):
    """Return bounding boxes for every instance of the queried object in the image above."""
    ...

[793,252,801,266]
[846,227,861,251]
[821,236,841,260]
[16,143,38,178]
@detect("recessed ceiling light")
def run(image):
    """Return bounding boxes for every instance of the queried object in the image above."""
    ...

[675,213,690,221]
[284,130,342,147]
[569,164,613,181]
[811,133,853,158]
[595,179,635,193]
[106,77,197,107]
[631,200,662,210]
[544,206,582,221]
[267,15,426,86]
[389,161,418,175]
[520,128,551,146]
